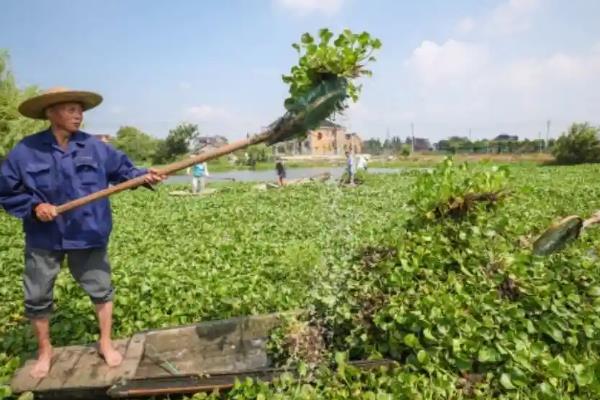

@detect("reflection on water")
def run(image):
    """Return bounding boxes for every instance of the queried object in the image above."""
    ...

[165,167,408,184]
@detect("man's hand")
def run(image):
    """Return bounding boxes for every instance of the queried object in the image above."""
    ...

[34,203,57,222]
[144,168,167,185]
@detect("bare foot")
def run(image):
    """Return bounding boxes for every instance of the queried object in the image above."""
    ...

[30,346,52,379]
[98,342,123,367]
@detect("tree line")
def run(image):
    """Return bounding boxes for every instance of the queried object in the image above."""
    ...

[363,125,600,165]
[363,136,555,155]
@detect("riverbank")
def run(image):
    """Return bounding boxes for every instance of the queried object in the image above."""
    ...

[143,152,554,175]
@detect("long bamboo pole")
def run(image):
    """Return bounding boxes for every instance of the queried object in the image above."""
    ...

[55,131,270,214]
[55,81,345,215]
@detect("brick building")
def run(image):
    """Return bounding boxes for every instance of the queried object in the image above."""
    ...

[275,121,362,155]
[92,134,113,143]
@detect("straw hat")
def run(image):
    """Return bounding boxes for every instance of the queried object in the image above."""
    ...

[18,87,103,119]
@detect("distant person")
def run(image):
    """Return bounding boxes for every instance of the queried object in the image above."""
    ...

[357,154,368,171]
[345,150,356,185]
[187,158,209,194]
[275,157,286,186]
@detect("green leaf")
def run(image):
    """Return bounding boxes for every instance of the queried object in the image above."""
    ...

[547,358,567,378]
[417,350,430,364]
[500,373,516,390]
[574,364,594,386]
[477,346,500,363]
[423,328,436,341]
[335,351,347,366]
[318,28,333,44]
[587,286,600,297]
[301,33,314,44]
[403,333,420,348]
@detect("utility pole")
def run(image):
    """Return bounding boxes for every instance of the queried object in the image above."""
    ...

[411,122,415,153]
[546,120,551,150]
[469,128,473,153]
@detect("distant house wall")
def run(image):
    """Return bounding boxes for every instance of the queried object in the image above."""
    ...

[494,134,519,141]
[309,127,336,155]
[93,134,112,143]
[275,122,362,155]
[413,138,432,152]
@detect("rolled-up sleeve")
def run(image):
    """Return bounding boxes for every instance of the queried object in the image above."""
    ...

[105,145,148,184]
[0,150,41,219]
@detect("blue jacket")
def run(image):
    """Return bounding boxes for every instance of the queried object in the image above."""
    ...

[192,163,206,177]
[0,129,147,250]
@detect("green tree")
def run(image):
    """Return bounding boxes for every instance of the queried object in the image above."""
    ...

[0,50,47,158]
[112,126,158,163]
[437,136,471,154]
[246,144,271,163]
[153,122,199,164]
[472,140,489,153]
[552,122,600,164]
[363,138,383,155]
[381,136,403,154]
[400,144,411,157]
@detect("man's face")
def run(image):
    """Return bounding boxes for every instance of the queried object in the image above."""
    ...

[47,102,83,133]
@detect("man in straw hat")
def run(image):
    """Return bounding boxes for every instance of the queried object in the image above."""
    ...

[0,87,166,378]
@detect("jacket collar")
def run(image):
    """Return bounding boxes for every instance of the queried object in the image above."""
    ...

[42,129,86,147]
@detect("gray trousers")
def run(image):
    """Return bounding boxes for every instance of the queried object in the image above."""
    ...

[192,176,206,193]
[24,247,114,319]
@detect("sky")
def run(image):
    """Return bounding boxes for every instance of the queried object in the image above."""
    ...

[1,0,599,142]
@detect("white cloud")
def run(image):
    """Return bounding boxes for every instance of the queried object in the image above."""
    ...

[455,0,541,37]
[456,17,476,34]
[406,39,489,86]
[488,0,540,35]
[400,39,600,139]
[178,81,192,90]
[504,53,590,91]
[185,105,230,121]
[274,0,344,15]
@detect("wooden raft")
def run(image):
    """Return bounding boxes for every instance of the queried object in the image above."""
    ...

[10,314,283,399]
[253,172,332,191]
[168,188,217,197]
[11,313,394,399]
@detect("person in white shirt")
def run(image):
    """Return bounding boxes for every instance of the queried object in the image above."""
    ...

[357,155,368,171]
[345,151,356,185]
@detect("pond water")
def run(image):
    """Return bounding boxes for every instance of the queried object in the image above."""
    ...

[165,167,408,184]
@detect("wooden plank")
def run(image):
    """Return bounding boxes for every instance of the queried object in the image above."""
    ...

[104,334,146,383]
[61,339,129,388]
[10,347,68,394]
[168,189,216,197]
[134,336,270,378]
[35,345,87,391]
[11,313,299,396]
[10,360,43,393]
[133,314,284,379]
